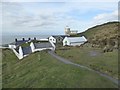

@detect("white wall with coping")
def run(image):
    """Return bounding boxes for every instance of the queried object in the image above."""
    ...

[49,41,56,51]
[9,45,16,49]
[34,47,54,52]
[12,47,23,60]
[19,46,23,59]
[30,42,35,52]
[12,46,30,60]
[39,38,48,41]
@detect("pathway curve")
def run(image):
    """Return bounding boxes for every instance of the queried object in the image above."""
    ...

[48,50,119,86]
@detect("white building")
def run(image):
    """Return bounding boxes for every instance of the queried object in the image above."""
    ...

[12,46,32,60]
[30,42,55,53]
[63,36,87,46]
[48,35,68,44]
[12,46,24,59]
[48,36,56,44]
[65,26,78,35]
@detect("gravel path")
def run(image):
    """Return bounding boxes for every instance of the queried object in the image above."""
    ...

[48,50,119,86]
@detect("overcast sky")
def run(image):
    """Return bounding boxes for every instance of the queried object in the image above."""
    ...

[1,0,119,35]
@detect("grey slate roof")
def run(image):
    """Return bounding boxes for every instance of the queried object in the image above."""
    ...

[34,42,53,49]
[22,46,32,55]
[65,36,87,43]
[52,35,68,39]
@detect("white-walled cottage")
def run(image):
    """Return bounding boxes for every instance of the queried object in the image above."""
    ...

[49,35,68,44]
[30,42,55,52]
[49,36,56,44]
[63,36,87,46]
[8,37,55,60]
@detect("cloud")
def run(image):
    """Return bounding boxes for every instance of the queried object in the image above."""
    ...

[1,2,118,35]
[93,10,118,24]
[32,22,56,27]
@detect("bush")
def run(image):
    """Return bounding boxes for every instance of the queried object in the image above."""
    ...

[102,45,113,53]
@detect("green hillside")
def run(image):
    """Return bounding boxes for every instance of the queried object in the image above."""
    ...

[2,49,117,88]
[77,21,120,50]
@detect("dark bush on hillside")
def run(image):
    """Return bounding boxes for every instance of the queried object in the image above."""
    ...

[102,45,113,53]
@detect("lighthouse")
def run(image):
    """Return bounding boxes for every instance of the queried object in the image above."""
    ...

[65,26,70,35]
[65,26,78,35]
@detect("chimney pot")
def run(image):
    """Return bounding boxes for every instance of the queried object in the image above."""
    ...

[22,38,25,41]
[15,38,17,42]
[34,37,36,40]
[28,38,31,40]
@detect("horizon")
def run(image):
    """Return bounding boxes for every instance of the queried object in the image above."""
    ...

[2,21,119,36]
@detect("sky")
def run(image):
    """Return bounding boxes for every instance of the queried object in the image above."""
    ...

[1,0,119,35]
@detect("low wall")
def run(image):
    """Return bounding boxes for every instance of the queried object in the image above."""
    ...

[49,41,56,50]
[34,47,54,52]
[12,48,23,59]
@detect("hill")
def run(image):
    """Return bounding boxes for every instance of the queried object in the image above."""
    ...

[77,21,120,50]
[2,48,117,88]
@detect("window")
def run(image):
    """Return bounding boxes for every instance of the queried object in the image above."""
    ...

[65,41,67,45]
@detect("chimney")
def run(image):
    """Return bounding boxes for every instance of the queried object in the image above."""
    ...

[15,38,17,42]
[28,38,31,40]
[22,38,25,41]
[34,37,36,40]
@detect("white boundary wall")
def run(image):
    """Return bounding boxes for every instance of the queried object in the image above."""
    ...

[12,48,23,59]
[49,41,56,51]
[30,42,35,52]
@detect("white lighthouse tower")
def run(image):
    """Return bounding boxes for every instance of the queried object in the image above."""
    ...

[65,26,70,35]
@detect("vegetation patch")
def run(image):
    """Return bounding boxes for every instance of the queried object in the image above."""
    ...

[20,42,30,47]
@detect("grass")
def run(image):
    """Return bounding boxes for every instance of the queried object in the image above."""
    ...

[2,48,118,88]
[56,46,118,79]
[77,22,119,49]
[78,22,119,39]
[20,42,30,47]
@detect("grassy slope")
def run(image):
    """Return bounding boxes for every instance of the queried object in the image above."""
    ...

[56,46,118,79]
[2,49,117,88]
[78,22,119,39]
[76,22,120,48]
